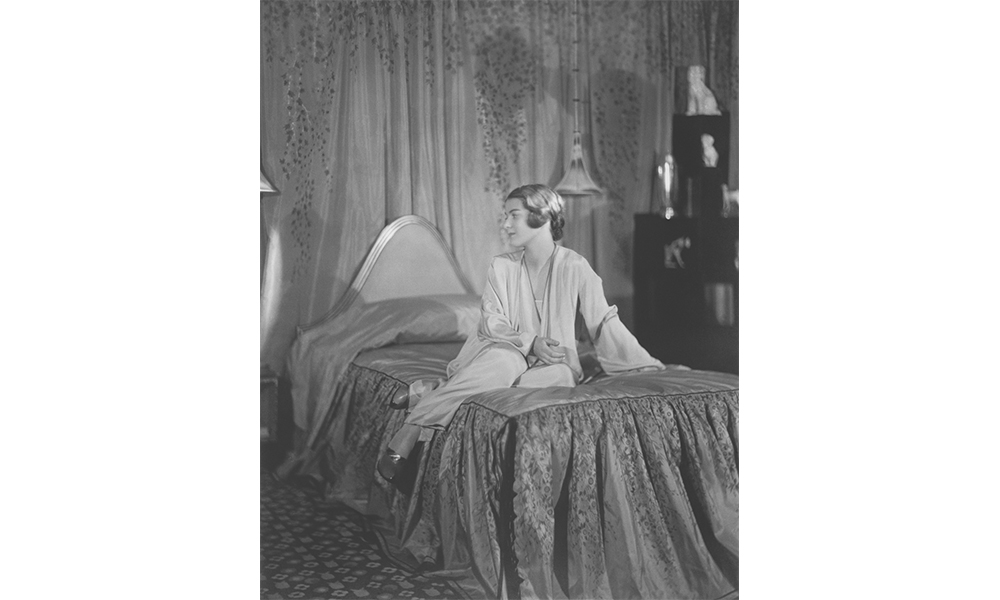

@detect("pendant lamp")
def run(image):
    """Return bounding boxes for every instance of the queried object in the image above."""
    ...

[555,0,602,197]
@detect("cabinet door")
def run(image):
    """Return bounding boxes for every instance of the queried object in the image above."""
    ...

[634,214,738,373]
[633,215,701,363]
[702,218,739,284]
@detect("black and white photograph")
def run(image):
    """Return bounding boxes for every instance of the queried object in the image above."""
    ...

[259,1,738,598]
[10,2,1000,600]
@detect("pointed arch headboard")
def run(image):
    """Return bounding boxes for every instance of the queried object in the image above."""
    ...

[299,215,477,335]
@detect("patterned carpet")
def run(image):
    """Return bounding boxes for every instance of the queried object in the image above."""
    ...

[260,466,473,600]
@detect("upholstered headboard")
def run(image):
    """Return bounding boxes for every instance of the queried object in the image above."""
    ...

[299,215,476,334]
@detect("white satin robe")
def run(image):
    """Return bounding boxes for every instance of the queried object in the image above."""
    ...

[405,245,664,431]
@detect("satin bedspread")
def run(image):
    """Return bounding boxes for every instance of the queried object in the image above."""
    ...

[284,342,738,599]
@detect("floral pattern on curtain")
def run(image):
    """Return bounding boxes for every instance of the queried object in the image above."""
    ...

[472,25,540,196]
[261,0,738,373]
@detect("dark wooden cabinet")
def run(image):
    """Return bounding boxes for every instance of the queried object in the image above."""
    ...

[633,214,738,374]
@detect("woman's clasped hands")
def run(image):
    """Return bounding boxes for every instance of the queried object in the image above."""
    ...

[532,336,566,365]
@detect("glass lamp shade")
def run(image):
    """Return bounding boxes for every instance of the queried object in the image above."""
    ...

[555,137,602,197]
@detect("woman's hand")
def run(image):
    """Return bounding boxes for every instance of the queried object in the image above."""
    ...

[532,336,566,365]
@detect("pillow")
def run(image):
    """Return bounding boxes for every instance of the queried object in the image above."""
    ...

[353,294,481,345]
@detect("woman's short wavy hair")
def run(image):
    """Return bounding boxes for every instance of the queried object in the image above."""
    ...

[504,184,566,241]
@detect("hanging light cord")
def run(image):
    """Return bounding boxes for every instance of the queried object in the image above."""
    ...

[556,0,601,195]
[572,0,581,138]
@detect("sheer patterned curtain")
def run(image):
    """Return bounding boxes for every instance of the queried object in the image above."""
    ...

[261,0,738,372]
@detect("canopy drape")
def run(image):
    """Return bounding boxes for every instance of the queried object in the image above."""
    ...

[261,0,738,373]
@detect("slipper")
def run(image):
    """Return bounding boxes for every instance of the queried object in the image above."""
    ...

[377,451,407,482]
[389,388,409,410]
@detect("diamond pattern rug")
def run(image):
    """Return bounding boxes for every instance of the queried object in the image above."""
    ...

[261,469,472,600]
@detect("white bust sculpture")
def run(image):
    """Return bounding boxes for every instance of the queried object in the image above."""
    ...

[686,65,722,116]
[701,134,719,167]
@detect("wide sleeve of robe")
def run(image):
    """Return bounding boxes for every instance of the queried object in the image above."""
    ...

[477,256,536,357]
[576,257,664,374]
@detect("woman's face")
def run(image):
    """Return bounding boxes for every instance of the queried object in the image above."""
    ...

[502,198,547,248]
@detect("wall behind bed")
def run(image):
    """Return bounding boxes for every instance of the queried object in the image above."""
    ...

[260,0,738,373]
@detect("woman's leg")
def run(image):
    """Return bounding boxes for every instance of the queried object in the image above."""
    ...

[388,343,527,458]
[515,362,577,388]
[386,362,572,465]
[386,423,422,459]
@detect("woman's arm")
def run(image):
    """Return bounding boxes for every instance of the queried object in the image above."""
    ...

[478,258,536,356]
[577,260,664,373]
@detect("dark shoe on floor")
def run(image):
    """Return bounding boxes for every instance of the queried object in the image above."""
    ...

[377,450,407,482]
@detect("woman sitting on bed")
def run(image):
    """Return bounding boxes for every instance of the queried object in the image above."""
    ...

[378,183,664,481]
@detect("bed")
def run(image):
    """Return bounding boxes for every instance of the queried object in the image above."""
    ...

[278,216,739,600]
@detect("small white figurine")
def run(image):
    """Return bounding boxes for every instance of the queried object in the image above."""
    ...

[701,134,719,168]
[664,236,691,269]
[686,65,722,116]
